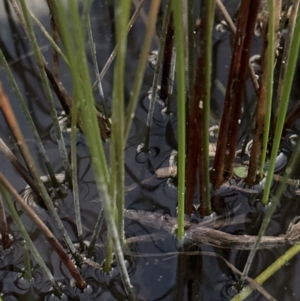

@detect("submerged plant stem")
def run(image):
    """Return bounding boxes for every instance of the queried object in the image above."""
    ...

[0,174,87,290]
[0,182,61,295]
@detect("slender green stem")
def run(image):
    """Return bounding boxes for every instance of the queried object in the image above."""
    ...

[261,5,300,206]
[52,2,134,298]
[124,0,162,144]
[28,9,68,64]
[231,242,300,301]
[87,209,104,258]
[0,49,59,188]
[22,241,33,282]
[259,0,276,177]
[275,0,300,129]
[110,0,131,248]
[71,98,82,241]
[240,4,300,283]
[173,0,187,239]
[85,5,108,123]
[18,0,72,182]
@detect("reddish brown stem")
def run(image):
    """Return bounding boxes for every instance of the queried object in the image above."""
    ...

[224,0,260,177]
[211,0,260,188]
[185,1,210,216]
[0,82,34,176]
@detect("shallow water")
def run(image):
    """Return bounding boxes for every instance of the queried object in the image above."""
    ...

[1,1,300,300]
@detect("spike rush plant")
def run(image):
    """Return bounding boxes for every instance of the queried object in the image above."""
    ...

[1,0,300,300]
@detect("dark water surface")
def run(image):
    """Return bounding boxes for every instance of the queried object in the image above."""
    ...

[1,1,300,300]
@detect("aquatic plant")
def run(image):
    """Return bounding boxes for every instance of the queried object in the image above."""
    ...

[1,1,300,300]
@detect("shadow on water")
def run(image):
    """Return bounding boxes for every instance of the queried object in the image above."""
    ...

[1,1,300,300]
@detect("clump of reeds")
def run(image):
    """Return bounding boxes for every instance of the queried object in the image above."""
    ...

[1,1,300,300]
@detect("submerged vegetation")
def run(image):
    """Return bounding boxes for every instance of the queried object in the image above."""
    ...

[1,0,300,300]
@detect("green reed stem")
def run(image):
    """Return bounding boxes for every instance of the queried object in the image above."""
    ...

[22,241,33,282]
[0,184,61,295]
[275,0,300,126]
[28,9,68,64]
[240,127,300,284]
[240,4,300,284]
[202,0,215,214]
[233,134,300,300]
[144,0,172,151]
[53,2,134,298]
[261,5,300,206]
[71,98,82,241]
[87,208,104,258]
[85,7,106,115]
[173,0,187,239]
[17,0,72,183]
[259,0,276,177]
[111,0,131,248]
[124,0,161,144]
[0,49,59,188]
[231,242,300,301]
